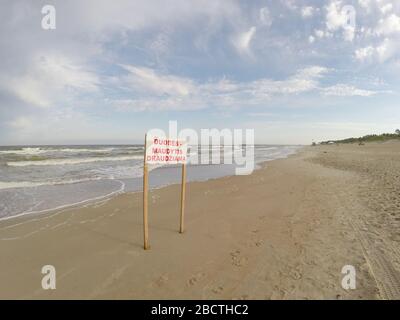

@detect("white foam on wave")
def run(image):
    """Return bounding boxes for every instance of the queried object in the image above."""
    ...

[0,146,141,155]
[53,148,114,153]
[255,146,278,151]
[0,147,112,155]
[7,155,143,167]
[89,165,145,180]
[0,147,46,155]
[0,180,126,225]
[0,181,53,190]
[0,177,106,190]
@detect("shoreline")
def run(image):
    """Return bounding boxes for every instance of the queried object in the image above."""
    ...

[1,142,399,299]
[0,148,302,223]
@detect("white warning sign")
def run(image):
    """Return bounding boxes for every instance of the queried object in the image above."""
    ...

[145,136,188,165]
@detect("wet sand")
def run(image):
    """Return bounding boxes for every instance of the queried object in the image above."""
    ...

[1,141,400,299]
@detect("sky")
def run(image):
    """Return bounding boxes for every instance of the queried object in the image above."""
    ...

[0,0,399,145]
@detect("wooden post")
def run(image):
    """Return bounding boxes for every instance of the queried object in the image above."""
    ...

[143,134,149,250]
[179,163,187,233]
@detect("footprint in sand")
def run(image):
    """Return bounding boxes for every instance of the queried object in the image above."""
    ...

[154,274,169,287]
[230,250,248,267]
[187,272,206,286]
[255,240,263,247]
[245,239,264,248]
[212,286,224,294]
[289,267,303,280]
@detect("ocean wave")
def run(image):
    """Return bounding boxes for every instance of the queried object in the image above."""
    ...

[0,147,46,155]
[52,148,114,153]
[7,155,143,167]
[0,146,143,155]
[125,146,144,150]
[0,147,113,155]
[254,147,279,151]
[0,181,47,189]
[0,179,126,223]
[0,177,106,190]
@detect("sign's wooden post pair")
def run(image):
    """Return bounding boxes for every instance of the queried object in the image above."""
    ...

[142,134,188,250]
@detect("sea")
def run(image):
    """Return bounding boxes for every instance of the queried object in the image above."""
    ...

[0,144,302,220]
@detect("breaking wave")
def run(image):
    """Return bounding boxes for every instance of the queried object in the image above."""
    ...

[7,155,143,167]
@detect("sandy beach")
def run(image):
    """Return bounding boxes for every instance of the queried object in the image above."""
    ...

[1,141,400,300]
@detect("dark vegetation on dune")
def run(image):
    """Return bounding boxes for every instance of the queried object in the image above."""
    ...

[318,129,400,145]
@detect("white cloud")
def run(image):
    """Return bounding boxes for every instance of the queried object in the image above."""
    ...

[2,104,107,144]
[120,65,194,97]
[375,14,400,36]
[380,3,393,15]
[355,46,375,61]
[326,1,347,30]
[259,7,273,27]
[357,0,395,16]
[301,6,315,18]
[237,66,329,98]
[325,1,356,41]
[0,0,398,145]
[322,84,377,96]
[247,112,275,117]
[111,97,204,112]
[112,65,330,111]
[232,26,257,55]
[314,29,325,38]
[1,55,99,108]
[296,66,329,79]
[282,0,298,11]
[376,38,397,62]
[58,0,242,37]
[355,38,398,63]
[358,0,372,12]
[343,27,355,42]
[0,0,243,110]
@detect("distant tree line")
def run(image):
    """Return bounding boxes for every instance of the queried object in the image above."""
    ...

[319,129,400,145]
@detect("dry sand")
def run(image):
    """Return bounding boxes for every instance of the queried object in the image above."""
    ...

[1,141,400,299]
